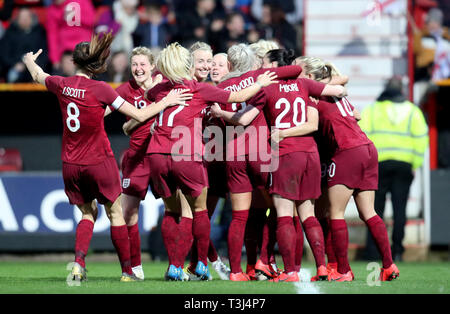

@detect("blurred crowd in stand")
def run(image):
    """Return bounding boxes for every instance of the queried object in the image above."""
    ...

[0,0,304,83]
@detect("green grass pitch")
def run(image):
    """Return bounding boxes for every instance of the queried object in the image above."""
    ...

[0,260,448,294]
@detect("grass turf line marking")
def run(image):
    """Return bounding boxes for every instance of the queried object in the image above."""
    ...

[295,268,321,294]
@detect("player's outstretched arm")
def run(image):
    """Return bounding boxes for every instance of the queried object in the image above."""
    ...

[211,103,260,127]
[271,106,319,143]
[321,84,347,98]
[321,75,349,86]
[22,49,49,85]
[122,119,141,136]
[228,71,278,103]
[118,89,193,123]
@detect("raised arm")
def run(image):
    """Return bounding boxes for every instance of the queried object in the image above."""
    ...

[321,75,349,86]
[22,49,50,85]
[321,84,347,98]
[118,89,193,123]
[227,71,278,103]
[271,65,302,80]
[271,106,319,143]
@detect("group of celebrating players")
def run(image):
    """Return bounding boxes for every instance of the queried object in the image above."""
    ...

[21,31,400,284]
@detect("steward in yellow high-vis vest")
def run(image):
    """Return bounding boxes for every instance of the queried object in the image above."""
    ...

[359,100,429,170]
[360,77,429,262]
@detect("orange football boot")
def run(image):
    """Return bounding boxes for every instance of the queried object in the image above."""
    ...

[230,272,252,281]
[269,271,300,282]
[379,263,399,281]
[310,265,329,282]
[255,259,277,279]
[328,269,354,282]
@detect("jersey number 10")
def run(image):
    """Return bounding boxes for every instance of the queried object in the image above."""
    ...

[332,97,354,117]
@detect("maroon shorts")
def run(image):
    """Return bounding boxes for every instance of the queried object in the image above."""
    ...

[206,160,228,198]
[269,151,321,201]
[62,157,122,205]
[226,154,270,194]
[147,154,208,199]
[326,143,378,190]
[121,148,151,200]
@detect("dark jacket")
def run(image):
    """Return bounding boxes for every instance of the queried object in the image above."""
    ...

[132,20,176,49]
[0,18,49,82]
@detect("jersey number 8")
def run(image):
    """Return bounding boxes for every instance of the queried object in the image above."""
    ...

[66,102,80,132]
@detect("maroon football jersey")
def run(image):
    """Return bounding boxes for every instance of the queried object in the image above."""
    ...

[316,96,372,157]
[116,79,154,152]
[45,75,124,165]
[254,77,325,156]
[146,79,231,156]
[217,65,303,158]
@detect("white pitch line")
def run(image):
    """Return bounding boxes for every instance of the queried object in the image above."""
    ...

[295,268,321,294]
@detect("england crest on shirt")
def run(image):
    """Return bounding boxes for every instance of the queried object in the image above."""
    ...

[122,178,131,188]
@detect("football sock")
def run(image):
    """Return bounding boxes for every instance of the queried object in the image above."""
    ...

[127,223,141,268]
[276,216,296,273]
[303,216,326,268]
[161,211,180,267]
[293,216,304,272]
[260,208,277,265]
[365,215,393,268]
[74,219,94,268]
[319,218,337,264]
[193,210,211,265]
[177,217,193,268]
[228,210,249,273]
[110,225,133,275]
[208,240,219,263]
[330,219,351,274]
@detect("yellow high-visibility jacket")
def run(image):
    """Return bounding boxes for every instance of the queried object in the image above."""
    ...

[359,100,429,170]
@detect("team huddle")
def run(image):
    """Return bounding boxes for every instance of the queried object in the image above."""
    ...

[22,32,399,283]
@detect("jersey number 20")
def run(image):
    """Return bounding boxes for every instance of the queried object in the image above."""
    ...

[275,97,306,128]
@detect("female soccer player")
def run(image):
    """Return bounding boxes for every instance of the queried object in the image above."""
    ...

[144,42,278,280]
[184,43,231,280]
[111,46,164,280]
[211,49,347,282]
[214,44,304,281]
[210,53,230,85]
[295,56,399,282]
[189,42,214,82]
[22,33,192,282]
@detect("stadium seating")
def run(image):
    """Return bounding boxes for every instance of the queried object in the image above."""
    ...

[0,147,23,171]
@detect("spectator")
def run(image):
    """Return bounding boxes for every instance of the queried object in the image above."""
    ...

[111,0,140,54]
[52,50,76,77]
[176,0,219,46]
[359,77,429,262]
[95,0,139,54]
[270,4,298,53]
[97,50,131,83]
[132,2,176,50]
[0,8,49,83]
[251,3,274,41]
[413,7,450,83]
[46,0,96,71]
[252,0,302,25]
[213,12,249,53]
[94,3,122,37]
